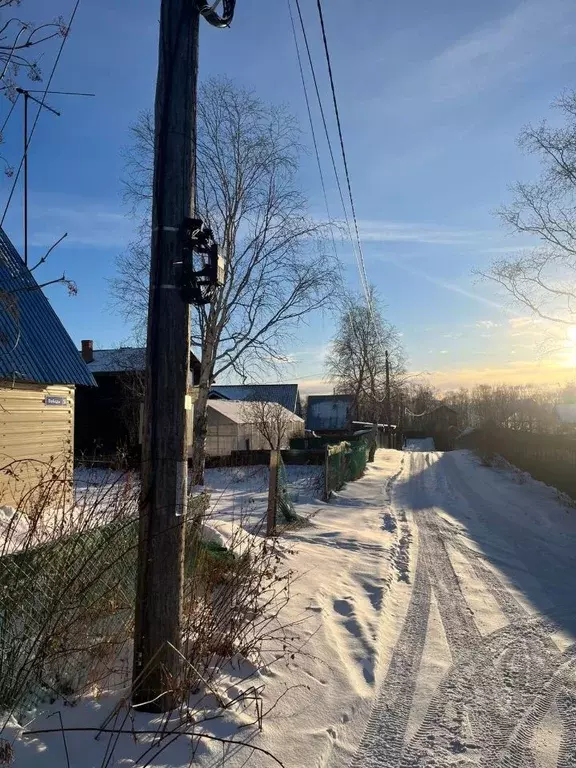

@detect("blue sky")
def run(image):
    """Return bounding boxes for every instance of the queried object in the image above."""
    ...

[2,0,576,393]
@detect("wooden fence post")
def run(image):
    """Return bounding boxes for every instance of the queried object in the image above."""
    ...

[267,450,280,536]
[324,445,330,501]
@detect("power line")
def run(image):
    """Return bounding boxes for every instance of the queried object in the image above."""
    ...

[292,0,365,296]
[0,0,82,228]
[286,0,338,263]
[314,0,370,304]
[0,91,19,136]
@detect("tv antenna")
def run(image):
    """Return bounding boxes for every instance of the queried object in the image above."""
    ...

[15,87,95,266]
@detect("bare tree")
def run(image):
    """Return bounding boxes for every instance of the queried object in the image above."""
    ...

[242,400,303,451]
[479,92,576,328]
[325,288,405,423]
[112,78,339,482]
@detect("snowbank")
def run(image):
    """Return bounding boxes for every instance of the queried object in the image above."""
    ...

[6,452,405,767]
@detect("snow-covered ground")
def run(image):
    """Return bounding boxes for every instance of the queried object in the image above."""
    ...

[6,449,576,766]
[404,437,435,451]
[5,455,399,767]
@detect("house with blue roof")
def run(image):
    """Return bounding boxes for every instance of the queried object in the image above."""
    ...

[209,383,302,416]
[0,227,95,506]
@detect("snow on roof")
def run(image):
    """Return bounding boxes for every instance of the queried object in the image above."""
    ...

[86,347,200,375]
[556,404,576,424]
[86,348,145,374]
[208,399,304,425]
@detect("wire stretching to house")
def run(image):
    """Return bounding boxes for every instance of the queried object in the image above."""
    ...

[292,0,365,297]
[314,0,371,305]
[0,0,82,227]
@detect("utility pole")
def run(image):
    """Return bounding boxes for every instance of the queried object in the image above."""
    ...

[132,0,198,712]
[133,0,236,713]
[385,350,392,448]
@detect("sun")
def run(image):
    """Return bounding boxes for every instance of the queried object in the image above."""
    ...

[568,327,576,342]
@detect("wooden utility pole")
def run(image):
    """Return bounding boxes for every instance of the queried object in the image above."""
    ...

[132,0,198,712]
[266,450,280,536]
[385,350,392,448]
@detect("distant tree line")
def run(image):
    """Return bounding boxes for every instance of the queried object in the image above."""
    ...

[404,381,576,435]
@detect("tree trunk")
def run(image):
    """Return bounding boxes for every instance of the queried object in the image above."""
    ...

[190,334,217,485]
[191,382,210,485]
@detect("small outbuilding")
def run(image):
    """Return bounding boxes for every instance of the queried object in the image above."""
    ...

[204,400,304,457]
[0,227,95,506]
[305,394,354,436]
[209,383,302,416]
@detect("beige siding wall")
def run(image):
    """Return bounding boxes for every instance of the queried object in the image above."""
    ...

[0,381,74,507]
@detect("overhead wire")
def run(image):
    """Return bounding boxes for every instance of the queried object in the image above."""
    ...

[0,0,82,228]
[0,91,20,137]
[292,0,366,298]
[314,0,371,305]
[295,0,400,407]
[286,0,339,263]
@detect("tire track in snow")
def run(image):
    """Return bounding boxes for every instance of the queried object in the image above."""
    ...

[395,453,574,767]
[557,681,576,768]
[350,555,431,768]
[350,455,430,768]
[352,450,576,768]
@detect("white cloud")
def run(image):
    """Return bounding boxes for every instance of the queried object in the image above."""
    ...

[476,320,499,329]
[27,202,134,249]
[412,0,576,103]
[338,219,497,247]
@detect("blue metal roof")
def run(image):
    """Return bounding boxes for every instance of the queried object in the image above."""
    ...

[306,394,354,432]
[209,383,301,414]
[0,228,96,386]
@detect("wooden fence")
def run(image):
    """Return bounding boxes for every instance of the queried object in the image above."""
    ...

[457,426,576,500]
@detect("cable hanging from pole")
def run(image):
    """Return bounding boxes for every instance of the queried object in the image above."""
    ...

[196,0,236,27]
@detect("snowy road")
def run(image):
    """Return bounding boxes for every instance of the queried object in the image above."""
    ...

[352,449,576,768]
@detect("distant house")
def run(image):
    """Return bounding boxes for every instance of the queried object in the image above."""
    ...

[209,384,302,416]
[204,400,304,457]
[0,227,95,505]
[424,405,458,432]
[75,341,201,460]
[305,394,354,435]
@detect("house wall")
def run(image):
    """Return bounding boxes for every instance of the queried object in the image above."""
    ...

[0,381,74,507]
[201,406,302,457]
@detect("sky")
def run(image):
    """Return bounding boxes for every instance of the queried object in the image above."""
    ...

[2,0,576,396]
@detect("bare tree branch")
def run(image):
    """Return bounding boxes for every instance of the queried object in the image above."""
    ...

[479,91,576,330]
[112,77,340,482]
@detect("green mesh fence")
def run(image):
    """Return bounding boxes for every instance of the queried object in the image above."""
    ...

[0,496,212,718]
[324,439,370,499]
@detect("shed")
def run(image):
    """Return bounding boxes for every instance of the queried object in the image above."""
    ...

[209,383,302,416]
[305,394,354,435]
[0,227,95,506]
[75,341,201,461]
[203,400,304,457]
